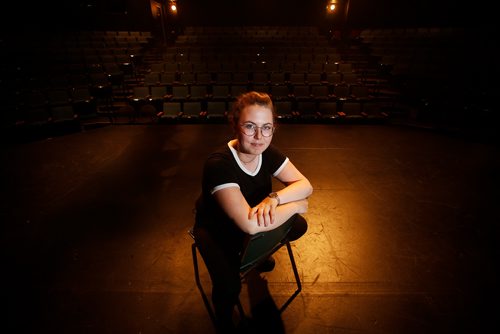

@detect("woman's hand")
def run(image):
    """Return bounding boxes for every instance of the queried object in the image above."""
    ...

[249,197,309,227]
[249,196,278,227]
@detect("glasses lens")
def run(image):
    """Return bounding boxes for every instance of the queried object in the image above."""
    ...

[240,123,274,137]
[241,123,255,136]
[261,125,274,137]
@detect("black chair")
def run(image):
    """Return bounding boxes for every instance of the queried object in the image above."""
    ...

[149,85,169,111]
[210,85,231,101]
[317,101,338,121]
[188,219,302,328]
[274,100,294,120]
[270,84,292,102]
[205,101,228,122]
[127,85,151,118]
[159,101,182,121]
[182,101,203,121]
[296,101,319,121]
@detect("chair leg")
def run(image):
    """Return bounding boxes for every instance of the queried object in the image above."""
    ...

[279,241,302,313]
[191,242,217,327]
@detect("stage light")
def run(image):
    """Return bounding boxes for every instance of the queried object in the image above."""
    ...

[326,1,337,13]
[169,0,177,13]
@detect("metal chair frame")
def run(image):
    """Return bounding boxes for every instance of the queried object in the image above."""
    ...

[188,222,302,327]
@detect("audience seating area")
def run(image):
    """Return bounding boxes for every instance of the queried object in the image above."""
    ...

[358,26,495,131]
[137,26,398,124]
[1,30,152,140]
[2,25,492,141]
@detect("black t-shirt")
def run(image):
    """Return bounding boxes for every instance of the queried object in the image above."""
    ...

[195,141,288,250]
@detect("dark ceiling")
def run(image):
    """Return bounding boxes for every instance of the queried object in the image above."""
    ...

[175,0,482,28]
[0,0,493,32]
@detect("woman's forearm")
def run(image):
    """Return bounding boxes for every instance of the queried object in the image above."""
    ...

[275,178,313,205]
[245,200,306,234]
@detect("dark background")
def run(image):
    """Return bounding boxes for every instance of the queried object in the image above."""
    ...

[1,0,493,32]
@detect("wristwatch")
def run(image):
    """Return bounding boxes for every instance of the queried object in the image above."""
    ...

[268,192,280,205]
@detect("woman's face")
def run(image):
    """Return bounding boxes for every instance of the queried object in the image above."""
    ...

[237,104,274,155]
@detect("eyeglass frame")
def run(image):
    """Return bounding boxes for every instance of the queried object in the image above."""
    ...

[239,122,275,137]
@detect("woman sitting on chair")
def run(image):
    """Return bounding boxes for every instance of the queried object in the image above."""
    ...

[193,91,313,333]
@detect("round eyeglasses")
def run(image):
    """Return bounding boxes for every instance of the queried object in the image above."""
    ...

[240,122,275,137]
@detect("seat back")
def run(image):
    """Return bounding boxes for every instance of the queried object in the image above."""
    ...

[239,219,292,273]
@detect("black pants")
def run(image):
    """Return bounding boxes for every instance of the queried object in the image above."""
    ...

[193,214,308,333]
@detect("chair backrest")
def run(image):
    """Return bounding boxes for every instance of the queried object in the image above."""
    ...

[172,85,190,100]
[163,62,178,73]
[325,72,343,85]
[289,72,305,85]
[239,219,293,273]
[232,72,249,85]
[183,101,202,117]
[230,85,249,99]
[292,84,311,99]
[318,101,337,117]
[341,101,362,116]
[211,85,230,99]
[214,72,232,84]
[196,72,213,85]
[178,72,196,85]
[310,84,329,98]
[130,86,150,101]
[306,73,323,85]
[270,85,291,101]
[333,84,350,100]
[160,72,177,85]
[144,72,160,86]
[251,71,269,85]
[274,101,293,118]
[162,102,182,117]
[297,101,317,116]
[350,84,370,100]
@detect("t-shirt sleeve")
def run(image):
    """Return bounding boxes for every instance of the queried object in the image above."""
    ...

[203,152,240,194]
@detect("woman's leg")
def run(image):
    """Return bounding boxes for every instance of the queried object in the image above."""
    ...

[193,226,241,333]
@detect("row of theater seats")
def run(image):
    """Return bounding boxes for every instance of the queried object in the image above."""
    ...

[125,81,387,123]
[177,26,329,47]
[162,50,342,65]
[128,82,372,103]
[148,60,352,74]
[156,99,387,124]
[140,70,360,87]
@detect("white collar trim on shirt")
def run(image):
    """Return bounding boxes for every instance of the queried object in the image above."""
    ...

[228,140,262,176]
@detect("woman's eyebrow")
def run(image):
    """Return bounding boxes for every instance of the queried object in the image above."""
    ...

[242,121,273,126]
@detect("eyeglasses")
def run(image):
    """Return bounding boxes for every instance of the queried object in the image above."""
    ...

[239,122,275,137]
